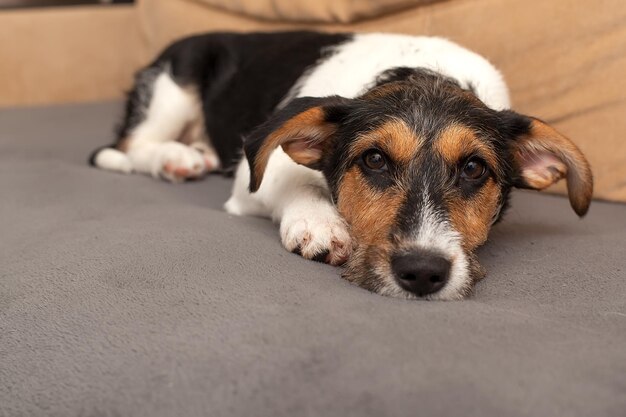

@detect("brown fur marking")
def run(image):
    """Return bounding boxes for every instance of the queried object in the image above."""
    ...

[252,107,335,188]
[514,119,593,216]
[337,167,406,264]
[448,178,501,250]
[434,124,499,171]
[349,119,423,165]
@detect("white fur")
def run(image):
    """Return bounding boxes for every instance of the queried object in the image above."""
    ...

[94,72,220,181]
[408,194,470,301]
[130,142,207,183]
[93,148,133,174]
[225,148,353,265]
[286,33,510,109]
[227,34,510,300]
[129,72,200,148]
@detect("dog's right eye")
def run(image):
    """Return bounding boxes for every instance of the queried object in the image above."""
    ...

[362,149,388,171]
[461,158,487,181]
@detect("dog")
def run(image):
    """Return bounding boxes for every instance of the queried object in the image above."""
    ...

[90,31,593,300]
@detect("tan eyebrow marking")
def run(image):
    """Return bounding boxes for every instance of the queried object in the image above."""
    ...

[434,124,499,171]
[348,119,424,165]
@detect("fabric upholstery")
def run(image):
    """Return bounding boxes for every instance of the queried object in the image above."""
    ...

[191,0,437,23]
[137,0,626,203]
[2,0,624,201]
[0,5,145,108]
[1,102,625,417]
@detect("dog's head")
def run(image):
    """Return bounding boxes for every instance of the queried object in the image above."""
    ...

[244,69,593,300]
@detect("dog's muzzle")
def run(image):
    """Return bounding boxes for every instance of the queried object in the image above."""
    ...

[391,250,451,296]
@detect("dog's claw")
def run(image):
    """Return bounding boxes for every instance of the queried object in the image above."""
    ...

[312,250,330,263]
[281,215,352,266]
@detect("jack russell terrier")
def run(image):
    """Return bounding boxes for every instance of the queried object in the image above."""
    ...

[90,31,593,300]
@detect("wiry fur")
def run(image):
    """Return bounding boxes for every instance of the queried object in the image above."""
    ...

[90,31,593,300]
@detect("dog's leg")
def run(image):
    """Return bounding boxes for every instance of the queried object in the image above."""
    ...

[225,150,352,265]
[182,120,221,174]
[92,68,220,182]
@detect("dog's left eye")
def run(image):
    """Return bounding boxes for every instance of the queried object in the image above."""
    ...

[461,158,487,181]
[362,149,388,171]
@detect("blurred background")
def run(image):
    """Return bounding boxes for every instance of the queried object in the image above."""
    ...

[1,0,624,202]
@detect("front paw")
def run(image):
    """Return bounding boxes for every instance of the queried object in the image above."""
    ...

[280,215,352,266]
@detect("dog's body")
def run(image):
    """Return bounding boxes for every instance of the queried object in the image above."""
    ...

[91,31,593,300]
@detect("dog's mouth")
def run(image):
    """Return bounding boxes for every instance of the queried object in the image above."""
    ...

[341,245,481,301]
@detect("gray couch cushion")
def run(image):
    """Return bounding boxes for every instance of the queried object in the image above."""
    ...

[1,102,625,417]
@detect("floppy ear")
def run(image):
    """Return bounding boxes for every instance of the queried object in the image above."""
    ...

[244,96,351,192]
[505,113,593,216]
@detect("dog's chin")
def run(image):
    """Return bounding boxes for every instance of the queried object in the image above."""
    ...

[341,250,483,301]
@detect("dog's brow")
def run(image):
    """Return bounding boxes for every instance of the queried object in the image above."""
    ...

[433,124,498,168]
[348,119,424,163]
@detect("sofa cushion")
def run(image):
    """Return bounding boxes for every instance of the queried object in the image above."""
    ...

[192,0,437,23]
[1,102,625,417]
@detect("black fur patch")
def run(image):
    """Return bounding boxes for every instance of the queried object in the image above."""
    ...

[106,31,351,170]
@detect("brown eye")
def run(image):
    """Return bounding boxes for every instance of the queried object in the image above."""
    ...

[461,158,487,181]
[363,150,387,171]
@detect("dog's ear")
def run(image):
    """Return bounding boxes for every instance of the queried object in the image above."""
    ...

[502,111,593,216]
[244,96,352,192]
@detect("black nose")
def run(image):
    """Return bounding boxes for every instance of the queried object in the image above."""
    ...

[391,252,451,296]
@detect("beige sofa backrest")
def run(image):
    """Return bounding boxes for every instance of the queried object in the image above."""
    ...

[192,0,437,23]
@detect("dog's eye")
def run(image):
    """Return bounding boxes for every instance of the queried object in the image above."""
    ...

[363,149,388,171]
[461,158,487,181]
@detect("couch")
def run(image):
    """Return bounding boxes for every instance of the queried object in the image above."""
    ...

[2,1,625,416]
[1,0,625,201]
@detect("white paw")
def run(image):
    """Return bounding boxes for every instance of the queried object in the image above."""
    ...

[280,212,352,266]
[190,142,221,172]
[93,148,133,174]
[151,142,207,182]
